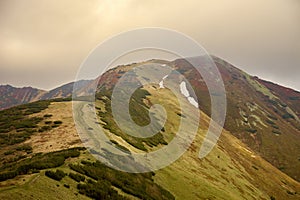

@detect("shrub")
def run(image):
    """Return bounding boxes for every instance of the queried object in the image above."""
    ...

[245,128,257,134]
[53,120,63,125]
[0,148,82,182]
[77,180,126,200]
[4,150,15,155]
[70,160,174,200]
[16,145,32,152]
[45,169,66,181]
[272,130,281,135]
[266,119,275,125]
[69,172,85,182]
[282,113,295,119]
[44,114,53,118]
[38,126,51,132]
[272,125,279,129]
[0,171,18,181]
[267,114,278,121]
[288,96,299,101]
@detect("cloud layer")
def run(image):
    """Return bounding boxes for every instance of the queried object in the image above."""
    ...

[0,0,299,90]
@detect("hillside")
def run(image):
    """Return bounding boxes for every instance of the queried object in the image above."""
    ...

[86,56,300,182]
[0,99,300,199]
[0,56,300,199]
[174,56,300,182]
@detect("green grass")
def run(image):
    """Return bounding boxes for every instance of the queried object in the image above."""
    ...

[97,87,168,151]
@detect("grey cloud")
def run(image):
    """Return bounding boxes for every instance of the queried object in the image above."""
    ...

[0,0,299,91]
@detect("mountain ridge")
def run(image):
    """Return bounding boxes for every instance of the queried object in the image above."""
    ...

[1,55,300,182]
[0,56,300,199]
[0,80,92,111]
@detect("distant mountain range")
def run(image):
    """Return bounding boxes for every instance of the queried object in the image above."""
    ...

[0,80,92,111]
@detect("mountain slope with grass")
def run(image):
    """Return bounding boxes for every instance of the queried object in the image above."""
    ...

[0,56,300,199]
[172,56,300,182]
[0,87,299,199]
[89,56,300,182]
[0,101,300,199]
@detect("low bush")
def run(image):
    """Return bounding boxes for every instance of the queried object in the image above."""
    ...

[272,130,281,135]
[69,172,85,182]
[0,147,82,182]
[4,150,15,155]
[70,160,174,200]
[266,119,275,125]
[53,121,63,125]
[77,180,126,200]
[267,114,278,121]
[38,126,51,132]
[282,113,295,119]
[16,145,32,152]
[45,169,66,181]
[245,128,257,134]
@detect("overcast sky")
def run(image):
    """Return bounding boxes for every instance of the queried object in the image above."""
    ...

[0,0,299,91]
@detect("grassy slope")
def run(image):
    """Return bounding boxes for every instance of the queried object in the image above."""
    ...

[145,84,300,200]
[0,88,299,199]
[177,56,300,182]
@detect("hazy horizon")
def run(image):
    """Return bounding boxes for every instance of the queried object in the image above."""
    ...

[1,0,299,91]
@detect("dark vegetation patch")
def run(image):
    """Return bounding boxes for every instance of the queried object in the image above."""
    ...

[288,96,299,101]
[272,125,279,129]
[272,130,282,135]
[43,114,53,118]
[1,146,174,200]
[70,160,174,200]
[267,114,278,121]
[266,119,275,125]
[0,101,49,144]
[282,113,295,120]
[0,147,83,181]
[176,112,186,118]
[97,88,167,151]
[77,179,127,200]
[16,144,32,153]
[245,128,257,134]
[0,100,64,146]
[69,172,85,182]
[38,125,52,132]
[53,120,63,125]
[45,169,66,181]
[109,140,130,153]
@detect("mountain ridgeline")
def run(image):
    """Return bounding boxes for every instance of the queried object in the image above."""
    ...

[0,80,92,111]
[0,56,300,199]
[87,56,300,182]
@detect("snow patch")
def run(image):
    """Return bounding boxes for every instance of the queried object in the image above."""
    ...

[180,81,199,108]
[159,75,169,89]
